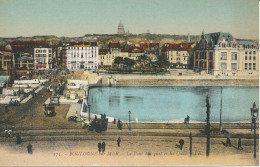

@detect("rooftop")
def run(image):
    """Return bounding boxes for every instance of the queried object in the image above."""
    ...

[68,42,98,47]
[165,43,194,51]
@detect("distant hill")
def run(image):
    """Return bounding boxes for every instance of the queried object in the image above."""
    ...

[0,34,257,47]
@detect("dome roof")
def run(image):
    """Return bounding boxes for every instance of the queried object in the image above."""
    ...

[118,21,124,28]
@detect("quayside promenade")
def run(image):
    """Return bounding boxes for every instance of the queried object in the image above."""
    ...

[0,70,258,166]
[100,70,259,86]
[0,122,258,166]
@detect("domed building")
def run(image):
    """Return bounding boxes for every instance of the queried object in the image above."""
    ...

[117,21,125,35]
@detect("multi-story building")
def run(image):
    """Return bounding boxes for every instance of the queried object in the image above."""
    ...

[15,53,34,70]
[98,42,144,67]
[99,42,127,67]
[164,43,194,69]
[139,43,160,55]
[66,42,98,70]
[193,31,259,76]
[34,47,53,70]
[0,51,13,71]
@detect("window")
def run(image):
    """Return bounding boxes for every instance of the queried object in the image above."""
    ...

[253,63,256,70]
[245,56,247,60]
[231,63,237,70]
[249,63,252,70]
[245,63,247,70]
[209,52,213,60]
[249,51,252,54]
[49,49,52,53]
[231,52,237,60]
[43,50,46,53]
[220,63,227,70]
[220,52,227,60]
[209,62,213,68]
[253,51,256,54]
[245,51,247,54]
[48,54,51,57]
[253,56,256,61]
[249,56,252,60]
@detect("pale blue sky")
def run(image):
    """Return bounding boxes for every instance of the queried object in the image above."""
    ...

[0,0,258,39]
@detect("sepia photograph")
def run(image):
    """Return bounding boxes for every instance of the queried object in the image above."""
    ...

[0,0,259,166]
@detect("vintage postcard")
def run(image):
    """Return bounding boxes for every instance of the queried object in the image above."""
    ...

[0,0,259,166]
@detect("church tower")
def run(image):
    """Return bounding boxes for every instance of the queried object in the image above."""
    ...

[186,33,190,43]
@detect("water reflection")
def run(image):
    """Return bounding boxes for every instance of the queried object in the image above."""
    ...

[88,86,259,122]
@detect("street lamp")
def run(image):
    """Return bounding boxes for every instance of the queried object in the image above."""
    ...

[251,102,258,159]
[128,110,131,131]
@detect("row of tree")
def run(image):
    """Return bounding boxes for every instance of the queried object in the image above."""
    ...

[113,55,169,70]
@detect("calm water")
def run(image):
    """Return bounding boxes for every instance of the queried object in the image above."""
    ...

[88,86,259,122]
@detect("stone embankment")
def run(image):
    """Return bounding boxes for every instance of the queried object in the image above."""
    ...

[99,74,259,86]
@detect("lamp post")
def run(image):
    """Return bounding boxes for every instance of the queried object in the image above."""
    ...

[206,95,211,157]
[88,104,91,122]
[251,102,258,159]
[128,110,131,131]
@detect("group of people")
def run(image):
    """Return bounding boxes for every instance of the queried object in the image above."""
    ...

[100,114,106,119]
[98,141,106,153]
[98,137,122,153]
[90,114,108,132]
[184,115,190,124]
[226,137,242,149]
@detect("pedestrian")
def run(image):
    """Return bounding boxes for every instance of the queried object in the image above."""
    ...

[179,139,184,150]
[102,141,106,153]
[187,115,190,124]
[226,137,231,147]
[27,143,32,154]
[98,141,102,153]
[117,119,122,130]
[117,137,121,147]
[16,133,22,144]
[238,137,242,149]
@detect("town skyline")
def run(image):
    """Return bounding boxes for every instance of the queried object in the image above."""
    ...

[0,0,259,39]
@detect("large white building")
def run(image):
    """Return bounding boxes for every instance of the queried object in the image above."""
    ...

[66,42,98,70]
[34,47,53,70]
[193,32,259,76]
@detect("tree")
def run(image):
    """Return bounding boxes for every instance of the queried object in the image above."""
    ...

[154,55,169,69]
[137,55,150,67]
[123,57,136,68]
[113,57,124,67]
